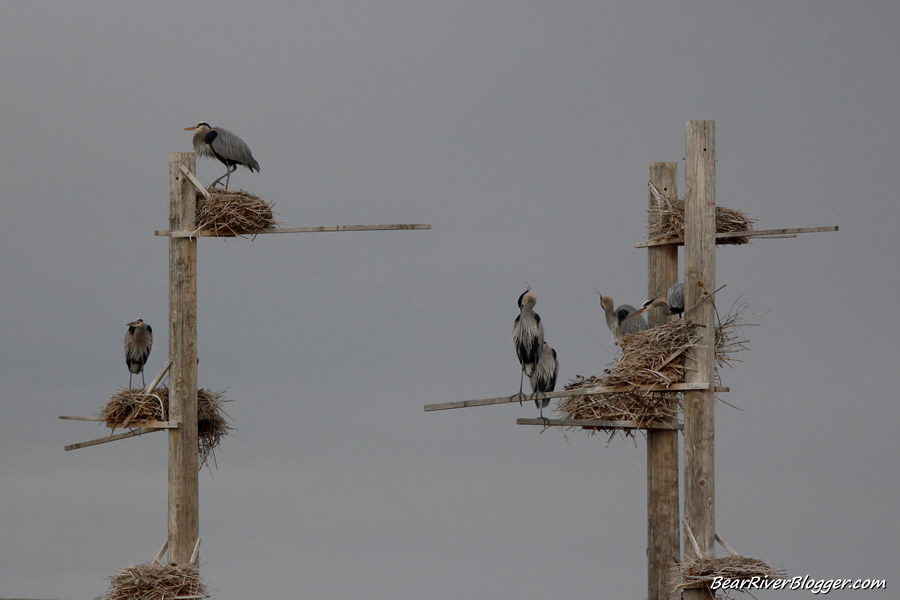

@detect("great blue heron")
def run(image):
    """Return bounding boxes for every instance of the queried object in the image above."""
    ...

[185,123,260,190]
[530,342,558,419]
[629,282,685,321]
[595,292,648,342]
[513,287,544,404]
[125,319,153,388]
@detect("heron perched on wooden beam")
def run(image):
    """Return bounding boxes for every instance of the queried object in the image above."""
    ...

[530,342,558,419]
[185,122,260,190]
[630,282,685,321]
[595,291,648,343]
[124,319,153,388]
[513,286,544,405]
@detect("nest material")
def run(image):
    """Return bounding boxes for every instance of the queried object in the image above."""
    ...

[671,555,787,593]
[97,562,207,600]
[100,387,233,469]
[648,185,757,244]
[195,188,278,236]
[558,308,749,432]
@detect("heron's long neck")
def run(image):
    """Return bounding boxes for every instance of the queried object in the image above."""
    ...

[604,306,618,333]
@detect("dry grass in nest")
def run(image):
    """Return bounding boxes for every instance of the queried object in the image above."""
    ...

[558,304,750,433]
[97,562,207,600]
[671,555,787,593]
[99,387,233,469]
[647,182,757,244]
[195,188,278,236]
[559,378,682,429]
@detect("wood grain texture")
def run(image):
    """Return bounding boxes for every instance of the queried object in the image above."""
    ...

[168,153,199,565]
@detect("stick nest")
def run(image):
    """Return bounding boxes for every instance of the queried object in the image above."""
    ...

[99,387,234,469]
[97,562,208,600]
[195,188,278,236]
[647,183,757,245]
[558,307,749,433]
[671,555,787,593]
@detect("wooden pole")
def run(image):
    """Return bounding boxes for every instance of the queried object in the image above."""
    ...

[168,153,199,565]
[683,122,716,600]
[646,163,680,600]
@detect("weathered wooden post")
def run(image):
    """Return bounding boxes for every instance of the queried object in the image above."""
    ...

[682,121,716,600]
[646,163,681,600]
[168,153,199,564]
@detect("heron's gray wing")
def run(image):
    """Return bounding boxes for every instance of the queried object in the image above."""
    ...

[618,305,648,334]
[668,282,685,314]
[210,127,260,171]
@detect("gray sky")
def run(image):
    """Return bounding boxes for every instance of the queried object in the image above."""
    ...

[1,1,897,599]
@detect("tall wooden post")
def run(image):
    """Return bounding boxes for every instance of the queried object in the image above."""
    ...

[168,153,199,564]
[683,122,716,600]
[647,163,680,600]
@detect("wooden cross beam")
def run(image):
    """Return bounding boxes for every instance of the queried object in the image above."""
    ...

[635,225,838,248]
[516,417,684,430]
[424,383,729,412]
[155,223,431,237]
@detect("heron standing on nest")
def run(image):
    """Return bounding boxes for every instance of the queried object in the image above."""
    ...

[595,292,648,343]
[513,286,544,404]
[530,341,558,419]
[629,282,685,321]
[185,122,260,190]
[125,319,153,388]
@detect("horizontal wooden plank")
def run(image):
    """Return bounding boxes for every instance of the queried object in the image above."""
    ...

[155,223,432,237]
[423,384,728,412]
[517,418,684,430]
[635,225,838,248]
[107,420,180,429]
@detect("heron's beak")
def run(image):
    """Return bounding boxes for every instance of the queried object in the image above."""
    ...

[628,307,649,320]
[126,320,140,327]
[184,126,197,131]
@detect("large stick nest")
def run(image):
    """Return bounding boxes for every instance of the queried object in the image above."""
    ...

[671,555,787,593]
[195,188,278,236]
[558,307,749,433]
[97,562,208,600]
[647,183,757,245]
[99,387,233,469]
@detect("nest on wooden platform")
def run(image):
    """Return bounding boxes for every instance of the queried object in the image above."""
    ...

[97,561,208,600]
[647,183,757,244]
[559,376,682,429]
[100,387,233,469]
[671,555,787,593]
[195,188,278,236]
[558,306,750,433]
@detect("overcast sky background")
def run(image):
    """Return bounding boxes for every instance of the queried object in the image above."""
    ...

[1,2,897,599]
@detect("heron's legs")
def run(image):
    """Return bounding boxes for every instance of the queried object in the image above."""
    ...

[141,369,146,388]
[509,368,528,406]
[209,165,237,190]
[129,373,133,388]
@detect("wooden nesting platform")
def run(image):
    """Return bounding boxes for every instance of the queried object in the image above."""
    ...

[638,181,838,247]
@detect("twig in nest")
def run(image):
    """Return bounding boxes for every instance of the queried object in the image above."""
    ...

[194,188,278,237]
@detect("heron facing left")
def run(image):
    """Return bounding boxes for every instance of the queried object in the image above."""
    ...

[185,122,260,190]
[125,319,153,388]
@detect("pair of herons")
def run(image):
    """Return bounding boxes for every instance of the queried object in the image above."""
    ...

[119,125,259,387]
[512,283,684,417]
